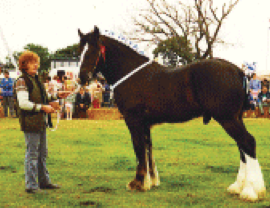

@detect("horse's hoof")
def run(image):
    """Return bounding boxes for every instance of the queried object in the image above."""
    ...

[257,187,266,200]
[240,186,258,202]
[151,177,160,187]
[126,179,150,191]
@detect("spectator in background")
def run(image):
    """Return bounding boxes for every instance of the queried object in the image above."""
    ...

[44,77,53,127]
[75,87,91,118]
[0,71,15,117]
[89,78,103,108]
[249,73,261,102]
[102,80,110,107]
[258,86,270,115]
[44,77,50,93]
[247,90,255,111]
[261,78,269,91]
[49,75,59,96]
[64,76,76,120]
[84,80,90,93]
[0,66,3,106]
[60,76,66,91]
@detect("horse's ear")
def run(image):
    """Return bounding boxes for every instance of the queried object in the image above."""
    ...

[93,26,100,41]
[78,29,84,38]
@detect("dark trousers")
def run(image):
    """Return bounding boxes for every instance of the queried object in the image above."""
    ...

[3,96,14,117]
[75,105,89,118]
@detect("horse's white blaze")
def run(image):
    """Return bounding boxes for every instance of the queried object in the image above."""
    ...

[227,160,246,194]
[240,153,266,201]
[79,43,88,68]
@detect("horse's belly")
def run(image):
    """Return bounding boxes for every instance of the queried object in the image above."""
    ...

[145,103,202,123]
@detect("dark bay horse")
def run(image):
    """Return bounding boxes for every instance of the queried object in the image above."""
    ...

[78,26,266,202]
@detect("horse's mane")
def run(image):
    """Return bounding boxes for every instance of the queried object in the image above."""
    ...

[100,29,149,59]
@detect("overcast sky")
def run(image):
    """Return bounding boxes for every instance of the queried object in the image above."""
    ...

[1,0,270,74]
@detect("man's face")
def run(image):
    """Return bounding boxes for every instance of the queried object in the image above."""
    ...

[4,73,9,78]
[80,88,84,95]
[26,60,39,76]
[262,87,268,94]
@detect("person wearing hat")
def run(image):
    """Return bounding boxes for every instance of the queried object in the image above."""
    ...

[14,51,70,194]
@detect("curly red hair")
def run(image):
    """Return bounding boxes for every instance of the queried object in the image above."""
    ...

[18,51,40,72]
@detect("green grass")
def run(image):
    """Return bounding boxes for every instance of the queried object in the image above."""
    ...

[1,118,270,207]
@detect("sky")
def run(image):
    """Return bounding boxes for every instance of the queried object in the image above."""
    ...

[1,0,270,75]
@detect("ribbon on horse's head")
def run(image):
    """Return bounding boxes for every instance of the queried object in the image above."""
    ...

[95,44,106,67]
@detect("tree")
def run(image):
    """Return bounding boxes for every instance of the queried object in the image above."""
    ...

[24,43,51,73]
[153,36,194,66]
[52,44,79,59]
[127,0,240,63]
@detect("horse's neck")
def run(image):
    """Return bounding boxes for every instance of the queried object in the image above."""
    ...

[101,39,148,85]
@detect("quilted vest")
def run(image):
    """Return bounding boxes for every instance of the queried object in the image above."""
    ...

[14,72,48,132]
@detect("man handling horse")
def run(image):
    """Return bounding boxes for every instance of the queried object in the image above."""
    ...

[14,51,70,194]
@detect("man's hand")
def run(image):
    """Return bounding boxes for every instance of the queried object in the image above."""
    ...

[41,105,55,114]
[58,91,72,99]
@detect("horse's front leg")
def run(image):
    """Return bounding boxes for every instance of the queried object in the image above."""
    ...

[125,117,151,191]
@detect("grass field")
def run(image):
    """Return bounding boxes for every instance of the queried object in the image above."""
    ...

[1,118,270,207]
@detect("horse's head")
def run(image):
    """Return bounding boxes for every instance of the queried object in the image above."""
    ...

[78,26,104,85]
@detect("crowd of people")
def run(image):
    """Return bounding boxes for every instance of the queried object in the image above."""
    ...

[0,69,114,119]
[44,75,113,120]
[246,73,270,115]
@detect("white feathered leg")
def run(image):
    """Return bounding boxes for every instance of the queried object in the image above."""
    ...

[240,153,266,202]
[143,158,151,190]
[151,159,160,187]
[227,160,246,195]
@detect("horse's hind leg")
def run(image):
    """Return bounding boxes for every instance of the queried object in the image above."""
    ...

[124,116,151,191]
[218,119,266,202]
[144,125,160,187]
